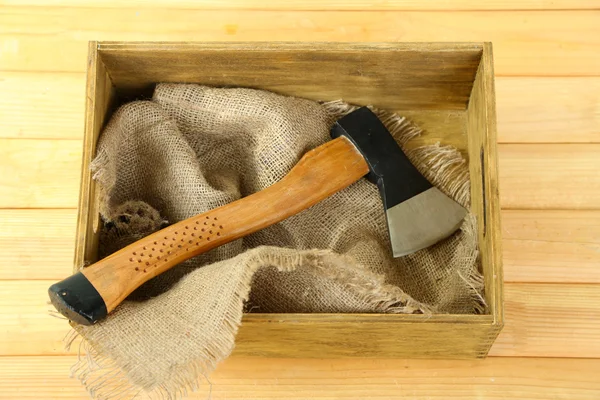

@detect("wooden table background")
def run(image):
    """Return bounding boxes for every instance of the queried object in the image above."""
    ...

[1,1,599,399]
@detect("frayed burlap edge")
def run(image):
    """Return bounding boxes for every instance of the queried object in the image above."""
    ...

[447,213,486,314]
[62,98,484,400]
[63,247,430,400]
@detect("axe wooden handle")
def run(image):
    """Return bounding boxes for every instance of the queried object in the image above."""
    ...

[49,136,369,325]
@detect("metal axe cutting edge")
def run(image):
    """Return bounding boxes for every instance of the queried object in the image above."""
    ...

[49,107,466,325]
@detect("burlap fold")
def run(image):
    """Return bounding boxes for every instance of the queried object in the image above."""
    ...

[67,84,484,399]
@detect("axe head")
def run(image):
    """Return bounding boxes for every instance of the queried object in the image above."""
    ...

[331,107,467,257]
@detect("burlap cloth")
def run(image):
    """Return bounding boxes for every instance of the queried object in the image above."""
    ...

[66,83,485,399]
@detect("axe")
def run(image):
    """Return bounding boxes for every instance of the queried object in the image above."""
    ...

[49,107,466,325]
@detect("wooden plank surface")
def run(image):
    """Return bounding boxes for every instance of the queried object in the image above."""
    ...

[0,209,76,280]
[0,139,81,208]
[0,281,71,355]
[0,72,85,140]
[502,210,600,283]
[3,281,599,358]
[1,9,599,76]
[499,144,600,210]
[1,356,600,400]
[2,0,600,10]
[496,77,600,143]
[489,283,600,357]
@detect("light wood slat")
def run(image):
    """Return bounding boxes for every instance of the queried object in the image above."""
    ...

[502,210,600,283]
[3,139,598,209]
[1,356,600,400]
[497,77,600,143]
[0,209,76,280]
[0,72,85,140]
[499,144,600,210]
[0,139,82,208]
[2,281,599,357]
[0,280,71,355]
[1,9,599,76]
[2,0,599,10]
[490,283,600,357]
[4,73,599,144]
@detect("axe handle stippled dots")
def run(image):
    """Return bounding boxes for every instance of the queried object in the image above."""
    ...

[48,135,369,325]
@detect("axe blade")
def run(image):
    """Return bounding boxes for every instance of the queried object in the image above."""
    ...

[331,107,467,257]
[386,186,467,257]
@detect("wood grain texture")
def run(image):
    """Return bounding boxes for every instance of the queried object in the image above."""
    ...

[499,144,600,210]
[490,283,600,357]
[0,139,81,208]
[393,110,468,153]
[2,0,599,10]
[466,44,503,328]
[1,9,599,76]
[4,209,597,284]
[235,313,498,359]
[503,210,600,283]
[78,137,369,314]
[97,42,481,111]
[3,281,599,358]
[0,72,85,140]
[2,356,600,400]
[74,43,115,271]
[0,281,73,355]
[0,209,76,280]
[496,77,600,143]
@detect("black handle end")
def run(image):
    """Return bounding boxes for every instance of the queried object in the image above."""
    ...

[48,272,107,326]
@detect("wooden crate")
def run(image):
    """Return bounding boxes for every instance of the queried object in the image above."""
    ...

[76,41,503,358]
